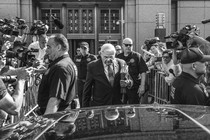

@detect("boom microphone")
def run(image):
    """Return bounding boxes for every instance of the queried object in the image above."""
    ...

[201,19,210,24]
[51,15,64,29]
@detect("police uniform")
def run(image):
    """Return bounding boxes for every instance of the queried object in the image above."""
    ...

[171,72,209,105]
[74,53,97,106]
[117,51,148,104]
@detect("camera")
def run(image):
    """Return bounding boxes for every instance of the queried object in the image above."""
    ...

[0,75,17,83]
[164,25,200,60]
[165,32,188,50]
[16,17,27,30]
[5,46,38,67]
[155,56,162,62]
[0,17,27,37]
[0,23,19,37]
[165,25,199,50]
[30,20,48,35]
[5,41,27,59]
[20,49,38,67]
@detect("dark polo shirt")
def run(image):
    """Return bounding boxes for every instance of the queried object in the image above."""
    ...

[74,53,97,80]
[38,54,77,114]
[117,51,148,88]
[170,72,208,105]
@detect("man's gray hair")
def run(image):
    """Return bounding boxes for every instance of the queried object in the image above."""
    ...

[100,43,116,54]
[50,34,69,52]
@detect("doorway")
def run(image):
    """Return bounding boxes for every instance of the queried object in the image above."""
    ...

[68,39,95,59]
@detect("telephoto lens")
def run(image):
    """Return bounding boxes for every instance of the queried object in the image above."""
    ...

[0,75,17,83]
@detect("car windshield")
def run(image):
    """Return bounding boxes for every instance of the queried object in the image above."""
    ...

[1,103,210,140]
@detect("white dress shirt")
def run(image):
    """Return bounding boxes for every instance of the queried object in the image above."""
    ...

[103,59,119,81]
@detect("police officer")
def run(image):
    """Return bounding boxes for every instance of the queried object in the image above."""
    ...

[117,38,148,104]
[171,47,210,105]
[74,42,97,106]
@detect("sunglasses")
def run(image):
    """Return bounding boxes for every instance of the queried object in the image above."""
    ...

[124,44,133,47]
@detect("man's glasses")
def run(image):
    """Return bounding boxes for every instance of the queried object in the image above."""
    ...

[124,44,132,47]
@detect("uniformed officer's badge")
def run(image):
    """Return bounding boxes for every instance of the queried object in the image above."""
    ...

[76,59,81,62]
[87,58,91,62]
[130,59,135,63]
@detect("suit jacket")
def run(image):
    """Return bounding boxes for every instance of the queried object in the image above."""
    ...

[82,58,127,107]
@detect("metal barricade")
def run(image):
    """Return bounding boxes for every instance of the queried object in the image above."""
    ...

[12,74,40,123]
[147,69,171,104]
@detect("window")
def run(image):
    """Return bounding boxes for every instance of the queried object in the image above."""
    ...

[82,9,94,33]
[100,9,120,34]
[41,9,61,34]
[110,10,120,33]
[100,10,109,33]
[68,9,94,34]
[68,9,80,33]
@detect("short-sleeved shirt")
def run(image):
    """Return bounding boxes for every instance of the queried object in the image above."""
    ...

[74,53,96,80]
[38,54,77,114]
[117,51,148,88]
[0,79,7,100]
[170,72,209,105]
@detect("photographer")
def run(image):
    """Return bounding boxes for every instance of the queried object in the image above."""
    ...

[0,67,32,115]
[170,47,210,105]
[146,42,162,70]
[161,50,182,85]
[28,34,48,62]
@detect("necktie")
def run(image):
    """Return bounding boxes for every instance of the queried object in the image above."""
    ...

[107,64,115,86]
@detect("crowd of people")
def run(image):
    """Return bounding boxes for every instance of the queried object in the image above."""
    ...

[0,19,210,128]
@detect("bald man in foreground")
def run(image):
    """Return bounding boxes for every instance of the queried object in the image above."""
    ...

[82,43,133,107]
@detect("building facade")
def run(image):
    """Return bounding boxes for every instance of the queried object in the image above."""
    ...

[0,0,210,58]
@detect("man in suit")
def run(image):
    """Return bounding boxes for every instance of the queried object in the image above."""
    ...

[82,43,132,107]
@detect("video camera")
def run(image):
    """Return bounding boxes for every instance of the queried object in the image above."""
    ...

[5,47,38,67]
[164,25,199,50]
[0,75,17,83]
[30,20,48,35]
[24,49,38,67]
[0,17,27,37]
